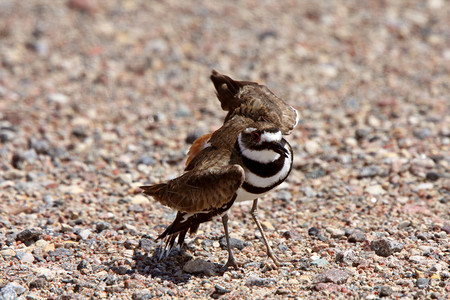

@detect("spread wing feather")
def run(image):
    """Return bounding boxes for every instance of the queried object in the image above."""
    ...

[141,148,244,213]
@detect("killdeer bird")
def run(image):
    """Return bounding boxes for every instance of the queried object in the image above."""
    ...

[141,117,294,269]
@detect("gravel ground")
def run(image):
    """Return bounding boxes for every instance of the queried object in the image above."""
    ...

[1,0,449,299]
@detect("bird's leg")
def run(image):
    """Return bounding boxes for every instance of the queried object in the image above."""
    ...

[250,199,281,267]
[221,214,239,271]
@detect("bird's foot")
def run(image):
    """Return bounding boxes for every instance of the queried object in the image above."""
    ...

[220,256,242,272]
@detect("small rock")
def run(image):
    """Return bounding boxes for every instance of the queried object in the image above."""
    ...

[355,128,370,140]
[365,184,385,195]
[304,140,321,155]
[124,239,139,249]
[136,155,156,166]
[29,277,47,289]
[416,278,429,289]
[378,285,393,297]
[183,259,216,275]
[335,250,359,266]
[314,268,349,284]
[0,128,15,143]
[219,237,246,250]
[16,228,42,246]
[95,221,111,232]
[414,183,434,191]
[132,289,153,300]
[308,227,320,236]
[398,220,411,229]
[358,166,380,178]
[1,282,27,298]
[77,259,92,273]
[277,190,292,202]
[425,172,440,181]
[311,258,330,267]
[78,229,91,240]
[139,238,155,252]
[330,229,345,238]
[16,251,35,263]
[49,248,74,258]
[441,225,450,234]
[175,104,191,117]
[370,239,404,257]
[245,276,276,287]
[275,288,290,295]
[1,248,16,257]
[47,93,69,104]
[347,230,366,243]
[132,194,150,205]
[12,149,37,169]
[211,285,230,298]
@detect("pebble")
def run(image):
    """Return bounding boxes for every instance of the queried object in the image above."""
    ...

[132,194,150,205]
[16,228,42,246]
[47,93,69,104]
[29,277,47,289]
[304,140,321,155]
[335,250,359,266]
[139,238,155,252]
[0,283,27,299]
[378,285,393,297]
[425,171,440,181]
[219,237,246,250]
[49,248,74,258]
[416,278,429,289]
[314,268,349,284]
[311,258,330,267]
[0,248,16,258]
[365,184,386,195]
[182,259,216,275]
[358,166,380,178]
[136,155,157,166]
[245,276,276,287]
[78,229,92,240]
[347,230,366,243]
[276,190,292,202]
[370,239,404,257]
[16,251,35,263]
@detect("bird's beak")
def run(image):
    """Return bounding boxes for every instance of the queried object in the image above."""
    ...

[272,142,289,158]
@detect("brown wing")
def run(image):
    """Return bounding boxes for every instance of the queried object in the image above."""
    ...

[210,70,299,134]
[141,148,244,213]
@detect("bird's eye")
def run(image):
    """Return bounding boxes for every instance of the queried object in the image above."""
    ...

[251,131,261,142]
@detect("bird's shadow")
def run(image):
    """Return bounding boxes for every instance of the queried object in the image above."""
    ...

[115,237,226,284]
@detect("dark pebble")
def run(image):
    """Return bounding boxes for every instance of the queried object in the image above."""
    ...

[416,278,429,289]
[16,228,42,246]
[370,239,404,257]
[72,126,89,139]
[29,277,47,289]
[95,222,111,232]
[0,128,15,143]
[378,285,393,297]
[425,172,440,182]
[308,227,320,236]
[219,236,246,250]
[211,284,230,299]
[12,149,37,169]
[77,259,92,272]
[347,230,366,243]
[282,231,292,239]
